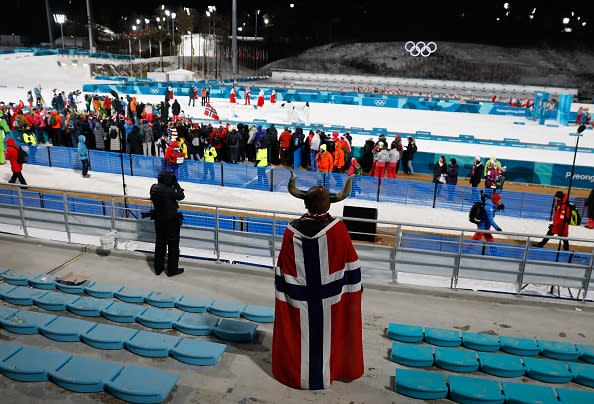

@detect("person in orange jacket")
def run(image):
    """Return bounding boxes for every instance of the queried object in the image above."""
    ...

[315,144,333,173]
[333,146,345,173]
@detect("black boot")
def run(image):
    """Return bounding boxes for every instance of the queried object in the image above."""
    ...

[166,268,184,277]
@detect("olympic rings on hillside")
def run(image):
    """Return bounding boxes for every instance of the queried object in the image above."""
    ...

[150,88,160,94]
[404,41,438,57]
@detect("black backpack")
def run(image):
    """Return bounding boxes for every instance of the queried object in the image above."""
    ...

[109,126,119,139]
[12,145,28,164]
[469,201,485,224]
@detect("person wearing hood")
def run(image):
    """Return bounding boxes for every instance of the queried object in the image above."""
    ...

[149,170,185,277]
[165,139,185,178]
[77,134,90,178]
[5,138,27,185]
[127,125,143,155]
[171,99,181,121]
[534,191,571,250]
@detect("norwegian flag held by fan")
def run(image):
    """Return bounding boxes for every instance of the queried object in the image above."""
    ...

[204,103,220,121]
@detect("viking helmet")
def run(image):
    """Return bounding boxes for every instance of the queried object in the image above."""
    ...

[287,171,353,214]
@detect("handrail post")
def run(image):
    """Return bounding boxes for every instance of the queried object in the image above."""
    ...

[270,168,274,192]
[271,212,277,268]
[220,163,224,187]
[214,207,220,262]
[452,231,464,289]
[47,145,52,167]
[376,175,382,202]
[63,193,72,243]
[582,248,594,302]
[16,186,28,237]
[516,237,531,295]
[391,224,402,284]
[432,181,438,208]
[110,196,116,230]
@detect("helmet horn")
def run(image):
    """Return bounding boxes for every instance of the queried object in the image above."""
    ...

[329,175,353,203]
[287,170,306,200]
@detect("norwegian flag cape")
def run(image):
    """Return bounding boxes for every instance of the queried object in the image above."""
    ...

[203,103,220,121]
[272,216,364,390]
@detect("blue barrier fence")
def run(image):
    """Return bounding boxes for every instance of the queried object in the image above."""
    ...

[0,47,134,61]
[20,144,589,222]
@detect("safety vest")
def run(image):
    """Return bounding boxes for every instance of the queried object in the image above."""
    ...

[23,132,38,145]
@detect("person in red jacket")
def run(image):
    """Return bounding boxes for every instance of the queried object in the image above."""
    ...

[278,127,292,165]
[534,191,571,250]
[244,87,251,105]
[270,89,276,104]
[229,87,236,104]
[5,138,27,185]
[257,90,265,108]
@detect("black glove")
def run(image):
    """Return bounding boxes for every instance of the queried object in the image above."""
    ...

[496,227,502,232]
[496,203,505,211]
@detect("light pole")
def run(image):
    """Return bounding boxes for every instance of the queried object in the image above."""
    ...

[165,9,172,56]
[53,14,67,49]
[85,0,94,52]
[232,0,238,76]
[566,124,588,201]
[44,0,55,48]
[172,12,178,68]
[255,9,260,38]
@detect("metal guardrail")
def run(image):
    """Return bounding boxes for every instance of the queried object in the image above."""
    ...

[0,183,592,301]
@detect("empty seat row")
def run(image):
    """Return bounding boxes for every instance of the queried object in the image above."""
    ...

[0,341,179,403]
[390,342,594,387]
[0,270,274,322]
[0,306,229,366]
[387,323,594,363]
[395,368,594,403]
[0,286,259,342]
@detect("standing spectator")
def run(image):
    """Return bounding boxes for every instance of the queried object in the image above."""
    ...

[141,121,154,156]
[229,87,236,104]
[484,157,502,189]
[33,85,44,107]
[167,86,174,101]
[164,139,184,178]
[373,142,389,178]
[471,192,503,242]
[391,135,403,175]
[93,119,106,150]
[585,186,594,229]
[315,144,333,173]
[333,143,346,174]
[188,86,197,107]
[446,158,459,202]
[279,127,292,165]
[202,141,217,181]
[5,138,27,185]
[303,101,311,126]
[255,144,269,187]
[387,142,400,178]
[206,86,210,103]
[359,137,375,173]
[534,191,571,250]
[26,91,34,109]
[257,89,265,108]
[127,125,143,155]
[576,107,583,125]
[0,110,10,164]
[309,130,321,171]
[433,155,448,185]
[270,89,276,104]
[402,136,417,175]
[227,128,240,164]
[171,99,181,122]
[469,156,484,201]
[78,134,90,178]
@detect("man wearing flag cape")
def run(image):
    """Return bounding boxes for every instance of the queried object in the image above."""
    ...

[272,172,364,390]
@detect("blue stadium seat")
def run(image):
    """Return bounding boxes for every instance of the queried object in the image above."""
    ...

[100,301,147,323]
[0,283,17,296]
[1,271,36,286]
[502,382,558,404]
[0,306,18,319]
[522,357,572,383]
[175,296,213,312]
[556,387,594,404]
[28,274,57,290]
[566,362,594,388]
[49,356,124,393]
[0,341,22,361]
[67,296,113,317]
[0,310,57,335]
[447,374,505,404]
[425,327,462,347]
[81,323,139,350]
[173,313,218,336]
[395,369,448,400]
[462,332,500,352]
[84,282,123,298]
[39,316,97,342]
[577,344,594,364]
[145,291,181,308]
[537,340,580,361]
[242,305,275,323]
[434,347,479,372]
[213,319,258,342]
[386,323,424,343]
[55,280,94,294]
[136,308,183,329]
[208,300,245,318]
[2,286,48,305]
[169,339,227,366]
[390,342,434,367]
[114,287,152,303]
[499,336,540,356]
[478,352,526,378]
[33,291,80,311]
[104,365,179,404]
[124,331,182,358]
[0,346,72,382]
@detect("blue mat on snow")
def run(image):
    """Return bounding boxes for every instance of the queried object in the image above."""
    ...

[39,316,97,342]
[448,374,505,404]
[0,346,71,382]
[395,368,448,400]
[170,339,227,366]
[173,313,219,336]
[124,331,181,357]
[80,323,139,350]
[175,295,213,312]
[33,291,80,311]
[104,365,179,404]
[0,310,57,334]
[49,356,124,393]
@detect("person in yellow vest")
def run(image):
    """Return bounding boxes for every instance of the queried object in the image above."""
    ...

[202,141,217,181]
[256,145,269,188]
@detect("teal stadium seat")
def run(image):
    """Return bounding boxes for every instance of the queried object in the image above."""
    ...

[104,365,179,404]
[80,323,139,350]
[395,369,448,400]
[208,300,245,318]
[538,340,580,361]
[114,286,151,303]
[145,291,181,308]
[425,328,462,347]
[66,296,113,317]
[39,316,96,342]
[577,344,594,364]
[84,282,123,298]
[499,336,540,356]
[173,313,219,336]
[175,295,213,313]
[136,308,183,329]
[0,346,71,382]
[100,301,147,323]
[213,319,258,342]
[522,357,572,383]
[2,286,48,305]
[1,271,37,286]
[434,347,479,372]
[169,339,226,366]
[0,310,57,335]
[502,382,558,404]
[556,387,594,404]
[33,291,80,311]
[387,323,424,343]
[55,280,94,294]
[48,356,124,393]
[566,362,594,388]
[390,342,434,367]
[28,274,57,290]
[462,332,500,352]
[447,374,505,404]
[124,331,181,358]
[478,352,526,378]
[242,305,275,323]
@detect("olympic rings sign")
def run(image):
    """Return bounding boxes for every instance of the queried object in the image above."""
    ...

[404,41,437,57]
[149,88,160,94]
[374,99,387,106]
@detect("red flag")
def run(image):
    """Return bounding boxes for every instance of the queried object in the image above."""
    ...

[204,103,219,121]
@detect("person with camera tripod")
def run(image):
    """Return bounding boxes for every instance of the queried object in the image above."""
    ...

[149,170,185,277]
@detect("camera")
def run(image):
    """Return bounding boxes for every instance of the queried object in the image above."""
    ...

[73,90,81,96]
[141,209,155,219]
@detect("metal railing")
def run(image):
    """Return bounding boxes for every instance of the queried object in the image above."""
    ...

[1,182,592,301]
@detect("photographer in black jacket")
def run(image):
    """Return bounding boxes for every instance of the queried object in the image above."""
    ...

[150,170,186,277]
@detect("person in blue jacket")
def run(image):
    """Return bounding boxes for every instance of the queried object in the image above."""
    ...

[471,192,503,242]
[78,134,90,178]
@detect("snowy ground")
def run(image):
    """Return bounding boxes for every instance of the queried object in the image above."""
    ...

[1,53,593,299]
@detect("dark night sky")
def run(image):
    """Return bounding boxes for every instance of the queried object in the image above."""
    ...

[6,1,594,48]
